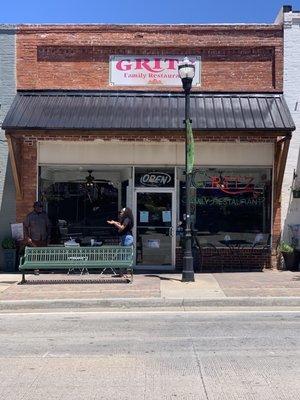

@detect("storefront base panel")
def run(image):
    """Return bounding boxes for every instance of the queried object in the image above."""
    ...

[176,246,271,272]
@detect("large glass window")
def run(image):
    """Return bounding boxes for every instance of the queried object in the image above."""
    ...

[179,167,272,246]
[39,166,131,244]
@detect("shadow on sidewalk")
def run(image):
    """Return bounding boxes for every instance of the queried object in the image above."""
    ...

[144,274,182,282]
[17,275,130,285]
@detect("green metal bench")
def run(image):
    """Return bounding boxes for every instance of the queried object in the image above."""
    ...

[19,246,134,283]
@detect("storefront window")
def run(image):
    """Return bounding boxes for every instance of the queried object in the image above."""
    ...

[179,167,272,246]
[39,166,131,244]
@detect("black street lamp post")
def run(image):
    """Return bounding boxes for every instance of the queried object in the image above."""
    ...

[178,57,195,282]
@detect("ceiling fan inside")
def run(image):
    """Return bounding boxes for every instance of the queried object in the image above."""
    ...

[85,170,113,187]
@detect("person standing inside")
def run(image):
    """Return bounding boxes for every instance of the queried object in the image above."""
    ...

[24,201,51,247]
[107,207,134,246]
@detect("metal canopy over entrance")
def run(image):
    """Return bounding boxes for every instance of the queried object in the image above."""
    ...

[3,91,295,132]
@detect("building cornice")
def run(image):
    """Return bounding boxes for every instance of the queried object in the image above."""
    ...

[17,24,283,35]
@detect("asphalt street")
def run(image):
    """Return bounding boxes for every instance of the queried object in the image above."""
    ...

[0,310,299,400]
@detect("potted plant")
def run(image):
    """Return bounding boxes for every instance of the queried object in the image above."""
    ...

[278,242,295,270]
[1,237,17,272]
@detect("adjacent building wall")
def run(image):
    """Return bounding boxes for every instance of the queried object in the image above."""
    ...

[0,26,16,267]
[278,8,300,242]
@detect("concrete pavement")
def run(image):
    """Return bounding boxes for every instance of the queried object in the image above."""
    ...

[0,270,299,310]
[1,310,299,400]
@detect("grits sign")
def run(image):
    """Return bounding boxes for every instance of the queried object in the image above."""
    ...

[109,55,201,86]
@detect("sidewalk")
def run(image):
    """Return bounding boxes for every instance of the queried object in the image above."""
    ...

[0,270,299,310]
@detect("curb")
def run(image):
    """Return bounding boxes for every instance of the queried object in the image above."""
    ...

[1,297,300,311]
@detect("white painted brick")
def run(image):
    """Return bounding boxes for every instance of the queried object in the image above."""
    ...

[282,12,300,240]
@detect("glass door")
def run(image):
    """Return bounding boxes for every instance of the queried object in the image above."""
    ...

[135,190,175,268]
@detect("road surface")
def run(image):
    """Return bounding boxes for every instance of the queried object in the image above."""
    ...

[0,309,299,399]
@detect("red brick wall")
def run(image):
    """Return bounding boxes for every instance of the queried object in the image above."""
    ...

[272,200,281,266]
[176,246,270,271]
[17,138,37,223]
[16,25,283,92]
[12,130,278,144]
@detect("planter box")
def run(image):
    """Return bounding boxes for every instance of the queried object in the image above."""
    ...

[2,249,17,272]
[293,189,300,198]
[281,251,296,270]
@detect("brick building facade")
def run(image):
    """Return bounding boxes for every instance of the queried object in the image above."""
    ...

[16,25,283,92]
[2,22,295,271]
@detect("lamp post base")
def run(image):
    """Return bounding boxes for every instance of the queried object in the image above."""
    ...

[182,255,195,282]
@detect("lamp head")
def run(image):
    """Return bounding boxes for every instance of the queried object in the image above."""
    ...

[178,57,195,91]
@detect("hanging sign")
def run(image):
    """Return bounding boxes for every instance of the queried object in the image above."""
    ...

[140,211,149,223]
[147,239,160,249]
[162,211,172,223]
[10,223,24,241]
[109,55,201,86]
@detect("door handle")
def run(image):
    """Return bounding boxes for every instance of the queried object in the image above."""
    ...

[168,227,173,237]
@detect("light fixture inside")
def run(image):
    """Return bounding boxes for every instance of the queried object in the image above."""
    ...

[85,170,95,188]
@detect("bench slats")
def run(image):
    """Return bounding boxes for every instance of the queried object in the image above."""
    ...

[19,246,134,283]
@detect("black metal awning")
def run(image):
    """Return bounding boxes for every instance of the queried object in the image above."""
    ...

[2,90,295,132]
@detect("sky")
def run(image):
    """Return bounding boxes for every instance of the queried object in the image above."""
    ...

[1,0,300,24]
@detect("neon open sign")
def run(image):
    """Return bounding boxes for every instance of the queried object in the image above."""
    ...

[140,172,172,187]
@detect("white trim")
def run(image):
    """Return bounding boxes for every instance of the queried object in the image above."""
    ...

[38,141,274,166]
[271,153,275,249]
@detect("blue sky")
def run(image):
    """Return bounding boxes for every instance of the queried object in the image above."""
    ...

[1,0,299,24]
